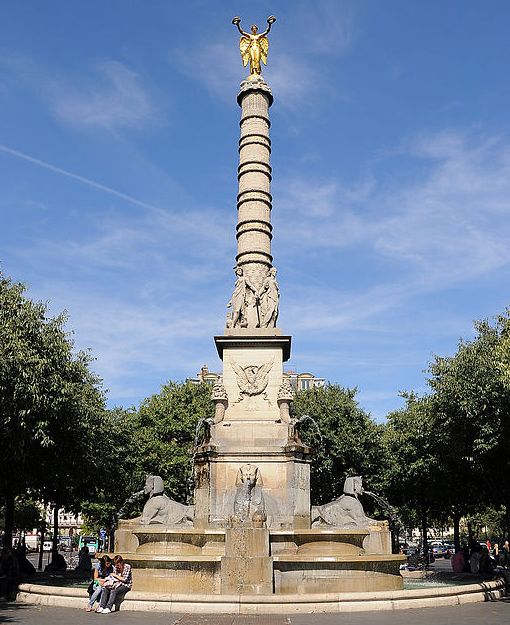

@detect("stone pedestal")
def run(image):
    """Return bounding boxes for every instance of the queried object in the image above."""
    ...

[194,445,311,529]
[363,523,392,555]
[221,528,272,594]
[192,332,312,530]
[115,520,139,553]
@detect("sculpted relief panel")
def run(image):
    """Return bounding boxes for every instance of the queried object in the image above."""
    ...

[231,358,273,405]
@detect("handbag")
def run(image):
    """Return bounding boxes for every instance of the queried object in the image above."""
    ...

[87,580,95,595]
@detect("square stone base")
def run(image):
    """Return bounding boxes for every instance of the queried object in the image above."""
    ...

[194,447,311,529]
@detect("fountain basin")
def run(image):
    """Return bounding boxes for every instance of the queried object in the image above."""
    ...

[116,524,405,594]
[133,527,225,555]
[270,528,368,556]
[273,554,405,594]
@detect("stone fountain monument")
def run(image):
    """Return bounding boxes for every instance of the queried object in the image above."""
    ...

[115,16,404,596]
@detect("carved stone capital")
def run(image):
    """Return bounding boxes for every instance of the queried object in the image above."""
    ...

[238,76,273,106]
[211,377,228,401]
[277,378,293,402]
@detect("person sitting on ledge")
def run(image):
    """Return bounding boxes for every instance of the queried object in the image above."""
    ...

[44,551,67,572]
[85,555,113,612]
[74,545,92,575]
[451,547,465,573]
[96,554,132,614]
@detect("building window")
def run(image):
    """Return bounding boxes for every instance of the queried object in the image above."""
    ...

[300,379,310,390]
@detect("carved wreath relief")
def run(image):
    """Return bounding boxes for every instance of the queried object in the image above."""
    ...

[231,358,273,405]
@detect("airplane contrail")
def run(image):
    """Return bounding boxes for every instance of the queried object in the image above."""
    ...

[0,143,162,212]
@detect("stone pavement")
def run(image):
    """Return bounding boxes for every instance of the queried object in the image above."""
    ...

[1,600,510,625]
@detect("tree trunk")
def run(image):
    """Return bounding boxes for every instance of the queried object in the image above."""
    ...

[505,503,510,539]
[109,525,115,553]
[467,519,473,541]
[453,508,461,551]
[37,523,45,571]
[3,492,15,550]
[51,504,59,562]
[421,509,428,557]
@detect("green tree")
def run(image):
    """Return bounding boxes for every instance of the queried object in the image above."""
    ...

[128,381,214,504]
[80,407,141,544]
[292,385,384,506]
[13,496,44,535]
[428,313,510,537]
[382,394,446,554]
[0,273,105,550]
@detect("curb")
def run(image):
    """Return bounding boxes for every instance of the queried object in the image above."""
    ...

[16,578,506,614]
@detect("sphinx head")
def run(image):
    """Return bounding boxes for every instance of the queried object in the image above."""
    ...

[144,475,165,497]
[236,463,262,488]
[343,476,363,497]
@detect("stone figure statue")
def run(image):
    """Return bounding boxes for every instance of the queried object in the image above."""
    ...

[231,358,273,404]
[311,476,378,528]
[232,464,266,524]
[259,267,279,328]
[232,16,276,76]
[141,475,194,526]
[226,266,258,328]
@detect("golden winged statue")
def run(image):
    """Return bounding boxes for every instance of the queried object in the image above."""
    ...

[232,16,276,76]
[231,359,274,402]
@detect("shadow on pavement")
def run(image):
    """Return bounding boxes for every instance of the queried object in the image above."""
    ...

[0,601,31,624]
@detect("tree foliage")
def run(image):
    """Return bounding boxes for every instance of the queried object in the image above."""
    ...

[292,385,384,505]
[131,381,214,503]
[428,312,510,534]
[382,394,446,545]
[0,273,106,548]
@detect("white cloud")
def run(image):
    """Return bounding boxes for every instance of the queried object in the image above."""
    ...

[294,0,357,56]
[276,130,510,290]
[48,60,157,130]
[173,34,327,108]
[173,41,240,102]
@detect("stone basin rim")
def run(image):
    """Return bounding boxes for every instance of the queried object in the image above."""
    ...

[273,554,407,563]
[130,527,372,536]
[18,577,505,605]
[271,529,370,536]
[132,528,226,535]
[119,553,407,563]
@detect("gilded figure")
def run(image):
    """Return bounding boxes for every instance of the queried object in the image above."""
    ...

[232,15,276,76]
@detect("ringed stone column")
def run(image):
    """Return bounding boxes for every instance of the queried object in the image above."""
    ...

[236,78,274,293]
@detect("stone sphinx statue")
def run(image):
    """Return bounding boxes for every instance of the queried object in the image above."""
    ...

[231,464,266,526]
[311,476,378,528]
[141,475,194,526]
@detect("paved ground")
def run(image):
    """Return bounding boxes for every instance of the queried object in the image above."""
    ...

[1,600,510,625]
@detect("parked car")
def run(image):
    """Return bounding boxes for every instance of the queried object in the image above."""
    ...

[431,542,448,558]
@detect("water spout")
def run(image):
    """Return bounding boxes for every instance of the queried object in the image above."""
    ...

[364,490,403,529]
[117,489,144,520]
[186,417,213,505]
[292,414,324,446]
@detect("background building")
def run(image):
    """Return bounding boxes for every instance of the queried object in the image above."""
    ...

[190,365,326,391]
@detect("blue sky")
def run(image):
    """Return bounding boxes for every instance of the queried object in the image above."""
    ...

[1,1,510,420]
